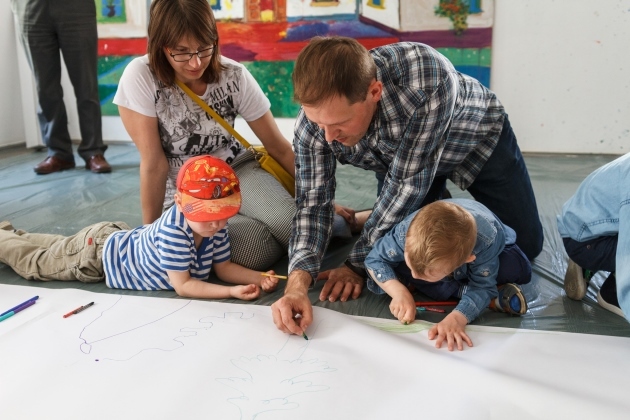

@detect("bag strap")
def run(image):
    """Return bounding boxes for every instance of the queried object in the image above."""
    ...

[175,79,253,149]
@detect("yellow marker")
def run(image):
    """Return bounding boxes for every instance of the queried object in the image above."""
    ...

[260,272,288,280]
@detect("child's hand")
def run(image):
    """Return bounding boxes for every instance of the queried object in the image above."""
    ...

[428,311,472,351]
[389,287,416,325]
[260,271,280,292]
[230,284,261,301]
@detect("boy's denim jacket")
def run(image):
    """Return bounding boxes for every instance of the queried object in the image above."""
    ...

[365,199,516,323]
[557,152,630,319]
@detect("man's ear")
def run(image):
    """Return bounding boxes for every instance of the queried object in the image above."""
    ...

[367,79,383,103]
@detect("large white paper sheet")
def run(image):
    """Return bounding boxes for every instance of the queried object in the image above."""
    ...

[0,284,628,420]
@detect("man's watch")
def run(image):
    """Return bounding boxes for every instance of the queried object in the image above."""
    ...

[344,260,367,278]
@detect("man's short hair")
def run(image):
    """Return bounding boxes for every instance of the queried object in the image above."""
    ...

[292,36,376,106]
[405,201,477,276]
[148,0,224,86]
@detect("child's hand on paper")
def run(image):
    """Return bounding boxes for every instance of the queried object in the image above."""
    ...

[230,284,261,301]
[260,271,280,292]
[388,284,416,325]
[428,311,472,351]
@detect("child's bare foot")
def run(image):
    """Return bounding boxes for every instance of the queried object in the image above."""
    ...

[351,210,372,234]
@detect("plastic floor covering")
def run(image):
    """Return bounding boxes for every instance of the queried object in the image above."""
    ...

[1,144,628,337]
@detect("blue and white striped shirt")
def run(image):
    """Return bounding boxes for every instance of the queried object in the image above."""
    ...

[290,42,505,279]
[103,206,231,291]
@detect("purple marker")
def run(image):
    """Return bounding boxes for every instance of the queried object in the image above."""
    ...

[0,296,39,317]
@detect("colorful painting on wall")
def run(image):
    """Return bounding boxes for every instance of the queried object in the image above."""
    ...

[97,0,495,117]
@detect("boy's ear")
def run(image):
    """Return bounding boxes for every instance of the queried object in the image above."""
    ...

[174,193,182,208]
[465,254,476,263]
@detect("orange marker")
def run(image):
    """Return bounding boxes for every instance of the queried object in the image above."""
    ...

[63,302,94,318]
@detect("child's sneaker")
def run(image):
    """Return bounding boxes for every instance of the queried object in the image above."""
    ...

[564,258,593,300]
[597,273,624,317]
[489,283,528,315]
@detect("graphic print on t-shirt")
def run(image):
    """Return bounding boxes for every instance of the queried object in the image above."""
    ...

[155,65,246,165]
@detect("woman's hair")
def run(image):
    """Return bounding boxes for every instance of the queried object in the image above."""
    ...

[293,36,376,106]
[405,201,477,276]
[147,0,224,86]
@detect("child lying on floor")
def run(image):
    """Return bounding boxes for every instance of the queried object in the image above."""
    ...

[0,155,280,300]
[364,199,532,351]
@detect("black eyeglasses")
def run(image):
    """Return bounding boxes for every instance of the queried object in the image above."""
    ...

[167,46,214,62]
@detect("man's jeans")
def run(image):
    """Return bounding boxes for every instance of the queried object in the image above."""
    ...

[376,115,544,261]
[467,115,543,260]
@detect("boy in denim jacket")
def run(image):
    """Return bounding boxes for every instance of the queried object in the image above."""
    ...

[365,199,532,351]
[558,152,630,320]
[0,156,280,300]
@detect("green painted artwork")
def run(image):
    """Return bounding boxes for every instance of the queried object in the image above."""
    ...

[242,61,301,118]
[98,56,136,116]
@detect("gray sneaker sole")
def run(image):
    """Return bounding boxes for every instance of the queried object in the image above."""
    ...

[564,259,587,300]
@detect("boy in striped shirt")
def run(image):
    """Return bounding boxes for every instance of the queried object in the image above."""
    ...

[0,155,280,300]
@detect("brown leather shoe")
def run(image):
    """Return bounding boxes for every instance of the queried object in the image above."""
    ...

[85,154,112,173]
[34,156,76,175]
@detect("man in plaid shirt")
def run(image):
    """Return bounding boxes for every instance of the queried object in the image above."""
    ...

[271,37,542,336]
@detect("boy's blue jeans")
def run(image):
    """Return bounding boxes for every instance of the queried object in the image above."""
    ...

[395,244,532,301]
[562,236,618,273]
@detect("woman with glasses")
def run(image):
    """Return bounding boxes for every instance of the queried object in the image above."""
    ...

[113,0,357,270]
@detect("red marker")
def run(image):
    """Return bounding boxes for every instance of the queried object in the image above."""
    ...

[63,302,94,318]
[415,301,458,307]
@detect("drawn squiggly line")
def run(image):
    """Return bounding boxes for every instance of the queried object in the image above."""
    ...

[78,297,194,356]
[217,319,336,420]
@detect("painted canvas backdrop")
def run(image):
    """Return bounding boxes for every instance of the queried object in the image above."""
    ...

[95,0,494,117]
[1,283,629,420]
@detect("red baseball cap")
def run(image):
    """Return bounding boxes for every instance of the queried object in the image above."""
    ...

[176,155,241,222]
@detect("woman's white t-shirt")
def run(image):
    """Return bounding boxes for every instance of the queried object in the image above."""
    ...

[113,54,271,208]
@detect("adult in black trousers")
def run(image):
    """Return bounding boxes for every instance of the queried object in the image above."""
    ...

[12,0,111,174]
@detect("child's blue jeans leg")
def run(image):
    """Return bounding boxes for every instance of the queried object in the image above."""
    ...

[394,264,460,301]
[496,243,533,286]
[395,243,531,300]
[562,236,617,273]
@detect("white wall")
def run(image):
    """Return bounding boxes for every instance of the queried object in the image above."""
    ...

[3,0,630,154]
[491,0,630,154]
[0,2,27,148]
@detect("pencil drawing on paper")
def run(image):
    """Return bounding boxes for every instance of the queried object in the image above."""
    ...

[78,297,214,361]
[74,296,337,419]
[217,323,337,420]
